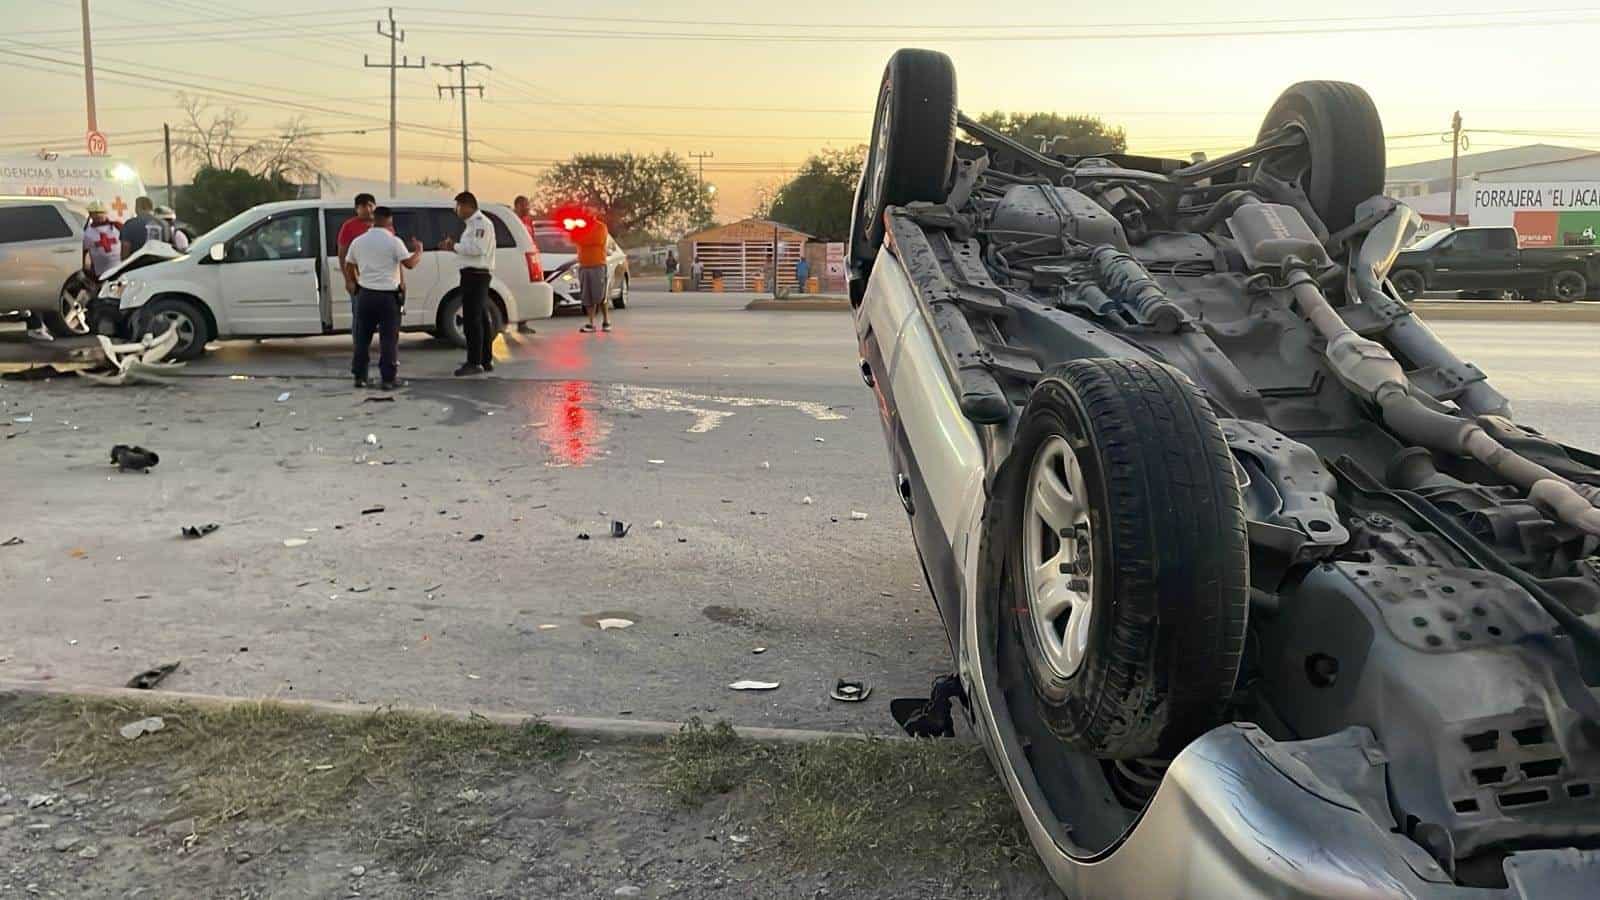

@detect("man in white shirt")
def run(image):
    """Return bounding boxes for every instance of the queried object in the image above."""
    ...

[438,191,497,376]
[343,207,423,390]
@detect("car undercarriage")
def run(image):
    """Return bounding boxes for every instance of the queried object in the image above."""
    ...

[850,49,1600,897]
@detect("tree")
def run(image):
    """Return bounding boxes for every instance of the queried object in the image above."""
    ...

[171,93,325,183]
[763,146,865,241]
[534,152,712,240]
[177,166,297,233]
[413,176,451,191]
[974,111,1126,156]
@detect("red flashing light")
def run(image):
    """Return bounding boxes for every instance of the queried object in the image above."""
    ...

[561,216,588,232]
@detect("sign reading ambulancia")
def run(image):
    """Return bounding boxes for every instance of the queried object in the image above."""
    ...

[1471,181,1600,247]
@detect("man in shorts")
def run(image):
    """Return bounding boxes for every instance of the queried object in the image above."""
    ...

[569,212,612,333]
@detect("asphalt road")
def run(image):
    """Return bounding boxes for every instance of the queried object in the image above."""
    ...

[1,295,1597,736]
[0,291,949,734]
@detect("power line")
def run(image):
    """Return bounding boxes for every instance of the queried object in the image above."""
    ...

[435,60,490,192]
[363,8,428,198]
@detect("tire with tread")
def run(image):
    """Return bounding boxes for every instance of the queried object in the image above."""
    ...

[1258,81,1385,233]
[849,49,957,287]
[1000,358,1249,759]
[44,271,96,337]
[435,292,507,348]
[612,272,629,309]
[1390,269,1425,301]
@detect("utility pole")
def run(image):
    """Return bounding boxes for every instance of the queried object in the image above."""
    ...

[1447,110,1465,228]
[162,124,173,203]
[80,0,98,145]
[364,8,425,199]
[689,150,714,188]
[436,60,490,192]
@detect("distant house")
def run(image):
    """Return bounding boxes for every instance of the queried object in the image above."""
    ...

[677,218,813,290]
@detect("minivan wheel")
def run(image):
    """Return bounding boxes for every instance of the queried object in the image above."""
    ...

[996,358,1249,760]
[44,273,95,337]
[1257,81,1385,233]
[138,297,211,361]
[436,292,507,348]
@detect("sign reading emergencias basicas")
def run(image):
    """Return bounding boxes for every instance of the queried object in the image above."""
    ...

[1471,181,1600,248]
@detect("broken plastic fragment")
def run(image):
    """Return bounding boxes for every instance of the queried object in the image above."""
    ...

[365,434,378,446]
[850,511,869,520]
[538,624,559,630]
[752,647,767,655]
[118,716,165,740]
[647,459,665,465]
[126,660,180,690]
[829,678,873,703]
[276,392,291,402]
[610,520,631,538]
[801,496,814,505]
[728,680,780,691]
[596,617,634,630]
[759,461,770,469]
[813,436,825,443]
[282,538,309,548]
[651,520,664,529]
[180,524,219,539]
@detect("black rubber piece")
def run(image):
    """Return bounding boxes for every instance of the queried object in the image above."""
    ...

[1258,81,1386,233]
[850,49,957,274]
[1002,358,1249,759]
[1552,269,1587,302]
[1390,269,1425,301]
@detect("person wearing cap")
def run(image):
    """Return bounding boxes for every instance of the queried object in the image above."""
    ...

[154,206,189,252]
[438,191,497,375]
[82,201,122,279]
[343,206,422,390]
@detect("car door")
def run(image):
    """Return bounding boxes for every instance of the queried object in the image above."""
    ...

[0,204,79,311]
[1481,228,1523,288]
[1430,230,1491,290]
[216,208,322,335]
[389,207,436,327]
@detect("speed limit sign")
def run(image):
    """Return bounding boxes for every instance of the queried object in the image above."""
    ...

[86,130,108,156]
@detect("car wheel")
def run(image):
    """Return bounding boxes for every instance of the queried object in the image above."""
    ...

[44,272,95,337]
[612,272,628,310]
[997,358,1249,759]
[1257,81,1385,233]
[1552,270,1587,303]
[849,48,957,284]
[138,296,211,361]
[1390,269,1425,301]
[435,292,507,348]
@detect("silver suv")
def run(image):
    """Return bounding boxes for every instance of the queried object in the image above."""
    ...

[0,196,93,336]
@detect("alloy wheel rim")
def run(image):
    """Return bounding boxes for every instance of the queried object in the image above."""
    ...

[1556,274,1583,300]
[60,287,91,334]
[1022,435,1095,679]
[862,81,893,237]
[157,310,196,347]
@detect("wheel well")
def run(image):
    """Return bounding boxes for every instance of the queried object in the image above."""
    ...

[145,292,218,339]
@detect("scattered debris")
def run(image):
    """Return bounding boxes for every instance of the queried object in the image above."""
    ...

[12,415,33,424]
[814,436,825,443]
[647,459,665,465]
[759,461,770,469]
[729,680,780,691]
[118,716,165,740]
[180,523,220,539]
[360,505,385,515]
[2,536,23,547]
[466,673,481,680]
[110,444,159,472]
[830,679,873,703]
[77,845,100,860]
[276,392,292,402]
[25,794,56,809]
[363,395,394,404]
[613,887,643,898]
[801,496,814,505]
[126,661,180,690]
[349,865,367,878]
[850,511,869,520]
[730,833,751,844]
[580,611,641,630]
[576,532,591,540]
[537,624,559,631]
[282,538,309,548]
[80,331,184,386]
[52,836,81,853]
[348,586,371,594]
[610,520,631,538]
[364,433,379,446]
[651,519,664,529]
[1,365,74,381]
[752,647,767,654]
[468,533,484,542]
[68,548,87,559]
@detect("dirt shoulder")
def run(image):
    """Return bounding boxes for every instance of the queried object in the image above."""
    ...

[0,692,1052,899]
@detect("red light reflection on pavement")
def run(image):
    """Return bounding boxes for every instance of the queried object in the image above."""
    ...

[516,379,608,466]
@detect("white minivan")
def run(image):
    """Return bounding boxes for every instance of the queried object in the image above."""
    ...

[98,198,552,359]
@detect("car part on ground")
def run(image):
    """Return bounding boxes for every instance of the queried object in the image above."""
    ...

[850,47,1600,898]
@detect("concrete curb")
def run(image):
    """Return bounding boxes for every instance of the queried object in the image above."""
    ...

[0,678,903,745]
[745,298,850,312]
[1409,301,1600,323]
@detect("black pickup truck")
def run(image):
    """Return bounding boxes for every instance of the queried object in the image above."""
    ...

[1390,225,1600,301]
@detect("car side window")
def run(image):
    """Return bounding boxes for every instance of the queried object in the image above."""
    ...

[223,210,317,263]
[485,213,517,249]
[0,205,73,243]
[1487,230,1516,251]
[429,209,464,245]
[323,209,348,256]
[1451,231,1489,253]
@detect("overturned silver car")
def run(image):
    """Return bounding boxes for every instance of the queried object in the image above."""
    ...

[850,49,1600,898]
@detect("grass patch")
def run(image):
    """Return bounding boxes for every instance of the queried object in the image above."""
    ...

[0,694,569,877]
[660,719,1033,874]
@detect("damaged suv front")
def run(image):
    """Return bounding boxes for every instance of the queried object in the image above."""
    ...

[849,49,1600,898]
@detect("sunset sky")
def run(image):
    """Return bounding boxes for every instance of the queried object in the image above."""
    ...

[4,1,1599,221]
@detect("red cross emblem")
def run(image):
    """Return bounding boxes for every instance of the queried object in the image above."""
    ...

[110,196,127,220]
[94,228,118,253]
